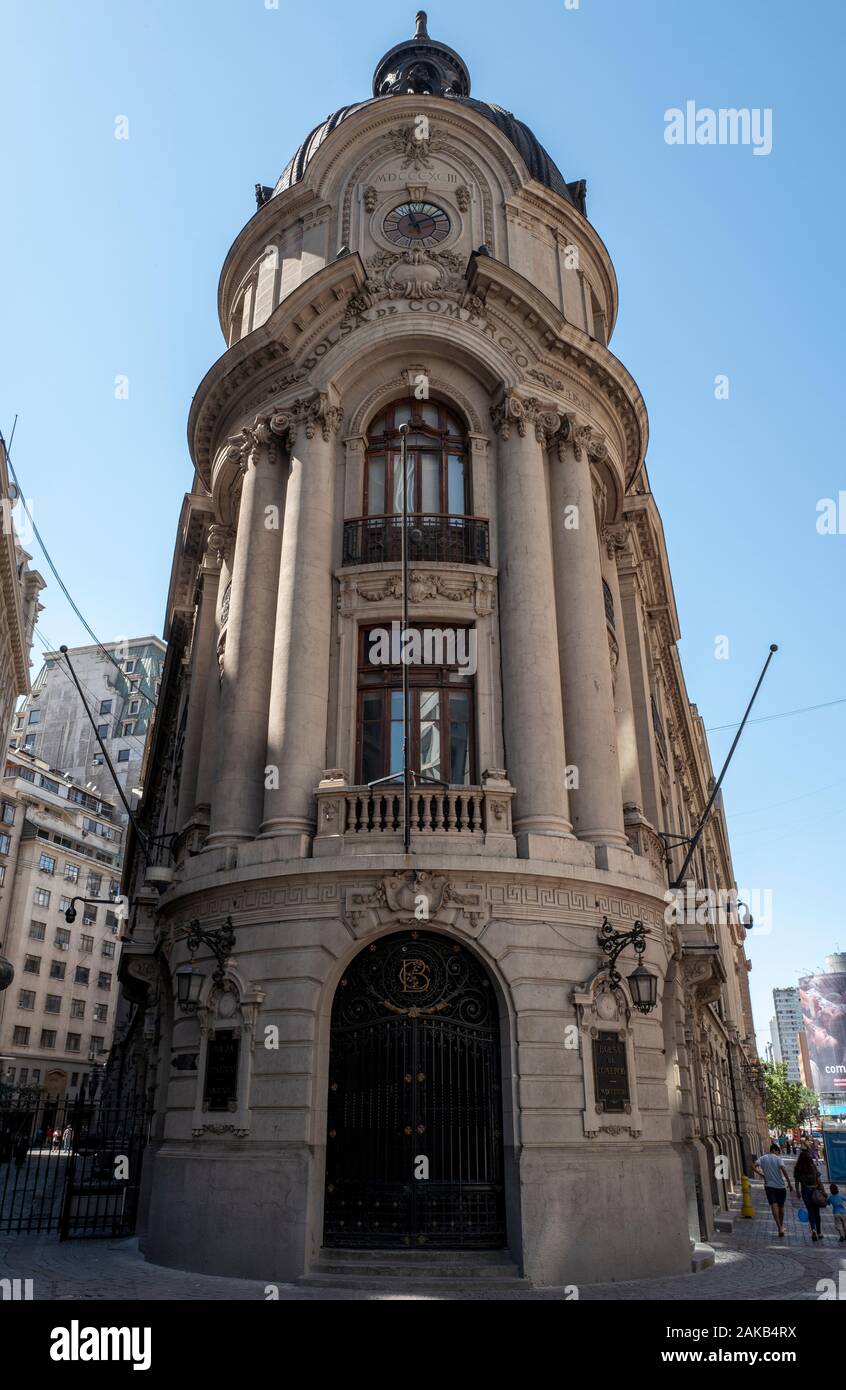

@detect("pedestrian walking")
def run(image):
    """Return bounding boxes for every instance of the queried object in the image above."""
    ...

[754,1143,791,1237]
[828,1184,846,1242]
[794,1146,827,1241]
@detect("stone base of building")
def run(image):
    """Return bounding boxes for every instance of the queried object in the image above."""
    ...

[141,1140,692,1287]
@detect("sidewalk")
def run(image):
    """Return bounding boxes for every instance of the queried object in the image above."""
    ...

[0,1174,843,1301]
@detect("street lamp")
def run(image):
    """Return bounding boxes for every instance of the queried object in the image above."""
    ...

[0,956,13,993]
[175,918,236,1013]
[598,917,659,1015]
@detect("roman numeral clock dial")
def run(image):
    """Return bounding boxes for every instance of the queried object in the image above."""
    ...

[382,202,452,249]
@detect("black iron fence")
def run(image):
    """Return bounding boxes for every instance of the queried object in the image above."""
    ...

[0,1093,149,1238]
[343,515,490,568]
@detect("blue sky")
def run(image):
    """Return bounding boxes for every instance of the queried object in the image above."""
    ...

[1,0,844,1049]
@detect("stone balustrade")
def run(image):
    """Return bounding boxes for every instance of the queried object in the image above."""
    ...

[314,772,516,857]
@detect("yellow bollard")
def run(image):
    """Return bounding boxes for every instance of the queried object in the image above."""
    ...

[741,1174,756,1219]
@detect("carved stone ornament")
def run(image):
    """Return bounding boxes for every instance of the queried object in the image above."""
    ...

[388,124,444,169]
[343,872,490,937]
[456,185,471,212]
[601,525,629,561]
[490,394,560,443]
[339,571,494,616]
[363,185,379,213]
[192,1124,251,1139]
[366,247,466,302]
[270,392,344,446]
[225,414,288,470]
[206,524,235,568]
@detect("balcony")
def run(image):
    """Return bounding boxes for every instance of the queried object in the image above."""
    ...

[342,515,490,568]
[314,772,516,858]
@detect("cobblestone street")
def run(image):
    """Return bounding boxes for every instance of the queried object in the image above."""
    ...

[1,1175,844,1301]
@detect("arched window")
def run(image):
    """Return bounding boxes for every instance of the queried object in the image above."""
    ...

[365,399,468,518]
[343,398,488,566]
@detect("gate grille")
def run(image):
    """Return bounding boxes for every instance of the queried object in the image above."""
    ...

[324,932,505,1249]
[0,1095,149,1238]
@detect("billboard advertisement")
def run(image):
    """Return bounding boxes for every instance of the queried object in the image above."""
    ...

[799,972,846,1095]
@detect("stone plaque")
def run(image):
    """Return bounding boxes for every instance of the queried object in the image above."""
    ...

[203,1029,240,1113]
[592,1032,629,1114]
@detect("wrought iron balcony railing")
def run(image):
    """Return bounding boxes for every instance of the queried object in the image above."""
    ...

[342,515,490,568]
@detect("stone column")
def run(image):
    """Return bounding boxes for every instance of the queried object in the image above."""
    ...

[207,418,287,847]
[491,393,573,859]
[193,525,234,822]
[600,525,645,815]
[617,557,662,831]
[176,535,224,833]
[261,394,342,850]
[549,424,628,851]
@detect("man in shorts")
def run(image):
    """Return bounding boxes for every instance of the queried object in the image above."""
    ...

[753,1142,792,1237]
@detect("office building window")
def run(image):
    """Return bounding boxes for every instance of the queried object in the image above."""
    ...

[13,1026,30,1046]
[17,990,35,1010]
[99,700,112,715]
[79,935,94,954]
[45,995,62,1014]
[97,724,109,738]
[117,750,130,763]
[75,966,90,986]
[24,955,41,975]
[90,1036,105,1054]
[39,853,56,874]
[29,921,46,940]
[49,961,66,981]
[97,972,112,991]
[93,1004,108,1023]
[0,833,11,855]
[34,888,51,907]
[101,941,116,959]
[70,999,85,1019]
[40,1030,57,1050]
[2,802,16,824]
[66,1033,81,1053]
[59,896,72,913]
[54,927,70,947]
[64,864,79,882]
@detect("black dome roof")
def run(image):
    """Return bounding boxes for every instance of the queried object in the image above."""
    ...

[272,13,584,212]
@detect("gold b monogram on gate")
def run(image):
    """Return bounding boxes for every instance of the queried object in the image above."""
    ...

[400,958,431,993]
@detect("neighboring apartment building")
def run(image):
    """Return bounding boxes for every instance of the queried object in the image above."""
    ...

[0,432,44,754]
[0,747,124,1097]
[12,637,166,806]
[771,986,803,1082]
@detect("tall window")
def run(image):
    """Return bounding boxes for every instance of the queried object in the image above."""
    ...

[357,627,475,787]
[365,400,468,517]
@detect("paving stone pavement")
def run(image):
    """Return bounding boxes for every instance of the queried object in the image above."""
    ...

[1,1175,843,1301]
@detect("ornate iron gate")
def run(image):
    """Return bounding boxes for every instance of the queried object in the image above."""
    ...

[324,932,506,1249]
[0,1095,149,1238]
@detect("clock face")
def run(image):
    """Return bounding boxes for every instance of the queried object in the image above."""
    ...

[383,202,451,249]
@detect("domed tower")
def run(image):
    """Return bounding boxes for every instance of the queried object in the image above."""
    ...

[123,12,766,1286]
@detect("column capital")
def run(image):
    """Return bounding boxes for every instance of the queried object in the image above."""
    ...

[273,392,344,447]
[205,524,235,568]
[601,524,630,561]
[226,413,290,469]
[554,418,609,464]
[490,393,559,443]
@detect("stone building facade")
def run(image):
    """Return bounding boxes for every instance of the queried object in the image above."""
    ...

[13,639,166,807]
[0,434,43,759]
[0,749,124,1096]
[115,15,766,1285]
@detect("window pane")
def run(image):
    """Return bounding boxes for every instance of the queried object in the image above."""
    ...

[420,402,439,427]
[449,692,471,786]
[448,455,466,514]
[419,691,441,782]
[391,455,415,514]
[421,456,440,513]
[389,691,404,777]
[361,695,384,784]
[393,402,412,427]
[367,457,385,516]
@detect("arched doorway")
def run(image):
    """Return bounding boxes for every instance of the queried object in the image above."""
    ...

[324,931,506,1249]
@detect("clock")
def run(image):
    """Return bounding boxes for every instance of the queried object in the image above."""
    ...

[382,202,451,249]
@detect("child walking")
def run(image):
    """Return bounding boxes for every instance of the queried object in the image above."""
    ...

[829,1184,846,1242]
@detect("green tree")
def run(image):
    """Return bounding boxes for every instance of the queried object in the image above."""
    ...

[762,1061,816,1133]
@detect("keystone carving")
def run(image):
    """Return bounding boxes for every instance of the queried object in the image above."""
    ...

[343,872,490,937]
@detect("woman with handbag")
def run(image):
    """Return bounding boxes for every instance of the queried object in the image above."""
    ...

[794,1146,827,1240]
